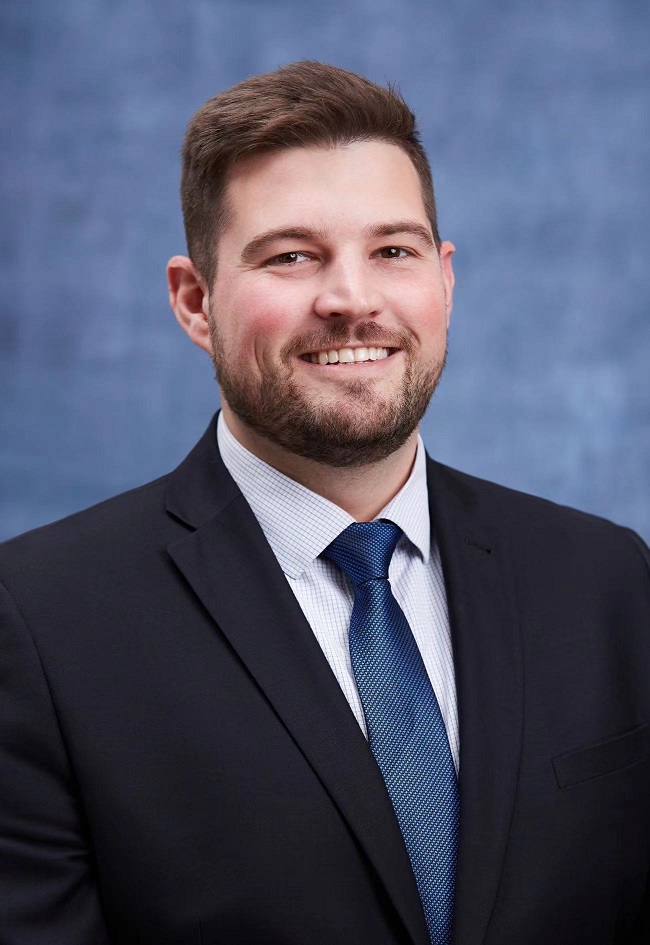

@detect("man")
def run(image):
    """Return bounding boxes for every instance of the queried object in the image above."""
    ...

[0,61,648,945]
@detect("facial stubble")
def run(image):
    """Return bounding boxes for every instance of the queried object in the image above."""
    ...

[209,317,446,468]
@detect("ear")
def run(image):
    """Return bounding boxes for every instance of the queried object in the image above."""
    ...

[438,240,455,328]
[167,255,213,355]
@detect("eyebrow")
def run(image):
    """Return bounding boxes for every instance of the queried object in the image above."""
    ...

[364,221,435,248]
[240,219,435,262]
[240,227,330,263]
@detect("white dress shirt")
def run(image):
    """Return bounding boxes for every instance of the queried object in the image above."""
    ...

[217,413,459,771]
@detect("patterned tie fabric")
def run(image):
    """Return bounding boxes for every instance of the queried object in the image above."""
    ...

[322,520,458,945]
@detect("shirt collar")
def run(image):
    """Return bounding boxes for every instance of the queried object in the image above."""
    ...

[217,412,431,579]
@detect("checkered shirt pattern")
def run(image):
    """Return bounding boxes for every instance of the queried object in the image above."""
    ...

[216,413,459,772]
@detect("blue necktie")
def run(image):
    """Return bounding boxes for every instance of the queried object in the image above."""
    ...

[322,520,458,945]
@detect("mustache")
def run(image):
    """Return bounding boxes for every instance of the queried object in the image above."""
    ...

[282,321,415,359]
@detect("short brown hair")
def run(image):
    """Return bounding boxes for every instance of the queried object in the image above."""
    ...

[181,60,440,285]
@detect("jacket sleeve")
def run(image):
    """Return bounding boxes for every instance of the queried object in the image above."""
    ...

[0,579,112,945]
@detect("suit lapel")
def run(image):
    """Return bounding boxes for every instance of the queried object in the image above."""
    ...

[164,418,524,945]
[427,459,524,945]
[165,418,431,945]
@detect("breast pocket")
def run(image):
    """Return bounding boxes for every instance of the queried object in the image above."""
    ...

[552,723,650,788]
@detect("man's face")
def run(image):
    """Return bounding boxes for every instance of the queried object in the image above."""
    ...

[207,140,454,467]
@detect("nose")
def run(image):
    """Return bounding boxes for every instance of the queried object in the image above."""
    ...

[312,256,383,321]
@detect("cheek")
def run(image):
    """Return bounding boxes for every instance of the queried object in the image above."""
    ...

[394,283,448,336]
[252,277,312,329]
[220,286,296,366]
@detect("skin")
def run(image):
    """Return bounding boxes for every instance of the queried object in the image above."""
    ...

[168,140,455,521]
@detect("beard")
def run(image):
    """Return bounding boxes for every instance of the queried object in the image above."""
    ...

[209,318,446,468]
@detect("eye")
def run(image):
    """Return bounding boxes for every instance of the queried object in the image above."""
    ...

[376,246,414,260]
[265,251,312,266]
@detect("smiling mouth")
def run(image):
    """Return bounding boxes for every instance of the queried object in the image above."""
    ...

[300,346,398,365]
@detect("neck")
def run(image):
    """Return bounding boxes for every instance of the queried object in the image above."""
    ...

[221,405,419,522]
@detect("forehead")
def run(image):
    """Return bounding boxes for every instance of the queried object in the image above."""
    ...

[222,141,429,240]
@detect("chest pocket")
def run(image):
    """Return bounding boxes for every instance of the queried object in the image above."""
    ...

[553,723,650,788]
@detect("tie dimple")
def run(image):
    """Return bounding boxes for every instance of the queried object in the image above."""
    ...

[322,520,458,945]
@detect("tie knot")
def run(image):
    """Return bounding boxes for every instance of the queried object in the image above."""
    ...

[321,520,402,587]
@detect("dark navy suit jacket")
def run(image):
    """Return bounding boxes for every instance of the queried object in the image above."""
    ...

[1,415,649,944]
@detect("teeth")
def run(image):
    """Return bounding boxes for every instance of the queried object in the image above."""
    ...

[307,346,390,365]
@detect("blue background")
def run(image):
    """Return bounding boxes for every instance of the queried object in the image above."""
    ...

[1,0,648,541]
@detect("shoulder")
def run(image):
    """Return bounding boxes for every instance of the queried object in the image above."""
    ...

[0,414,228,577]
[0,473,178,594]
[427,457,650,579]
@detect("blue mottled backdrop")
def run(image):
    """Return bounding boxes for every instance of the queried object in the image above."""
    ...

[1,0,648,541]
